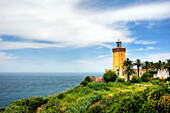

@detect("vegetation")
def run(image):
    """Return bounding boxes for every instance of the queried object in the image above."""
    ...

[130,76,141,83]
[141,72,152,82]
[1,58,170,113]
[1,77,170,113]
[134,59,142,77]
[103,70,117,83]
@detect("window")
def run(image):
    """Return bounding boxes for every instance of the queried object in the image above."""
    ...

[121,58,123,61]
[121,53,123,56]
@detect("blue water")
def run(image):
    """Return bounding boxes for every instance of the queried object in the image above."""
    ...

[0,72,103,107]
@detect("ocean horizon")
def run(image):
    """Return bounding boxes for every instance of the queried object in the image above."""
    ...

[0,72,103,107]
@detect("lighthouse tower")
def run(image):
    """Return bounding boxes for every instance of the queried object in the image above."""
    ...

[112,40,126,70]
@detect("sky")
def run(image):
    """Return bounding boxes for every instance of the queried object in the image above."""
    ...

[0,0,170,72]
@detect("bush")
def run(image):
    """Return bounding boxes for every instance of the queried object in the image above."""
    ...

[87,105,101,113]
[148,70,157,77]
[80,81,88,86]
[141,72,152,82]
[84,76,91,82]
[152,80,160,85]
[165,77,170,82]
[152,77,160,80]
[57,92,65,100]
[130,76,141,83]
[103,70,117,83]
[116,78,125,83]
[28,97,44,112]
[87,82,110,91]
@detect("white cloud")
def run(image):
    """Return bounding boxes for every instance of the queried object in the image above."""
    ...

[0,41,63,50]
[135,40,157,45]
[137,48,144,51]
[137,46,155,51]
[0,0,169,49]
[0,52,18,61]
[141,53,170,62]
[147,46,155,50]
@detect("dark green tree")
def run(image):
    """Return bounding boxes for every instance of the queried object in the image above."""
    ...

[143,61,149,72]
[134,59,142,77]
[163,59,170,77]
[124,65,135,85]
[103,70,117,83]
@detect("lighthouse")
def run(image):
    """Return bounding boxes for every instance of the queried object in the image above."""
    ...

[112,40,126,70]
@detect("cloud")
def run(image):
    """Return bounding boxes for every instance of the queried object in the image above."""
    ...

[135,40,157,45]
[141,53,170,62]
[0,0,170,49]
[137,46,155,51]
[0,52,18,64]
[0,41,63,50]
[137,48,144,51]
[147,46,155,50]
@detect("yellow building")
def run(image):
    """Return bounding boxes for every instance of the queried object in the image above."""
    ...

[112,40,126,70]
[105,40,146,80]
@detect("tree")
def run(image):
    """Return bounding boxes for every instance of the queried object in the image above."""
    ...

[150,62,155,71]
[103,70,117,83]
[134,59,142,77]
[124,65,135,85]
[122,58,134,85]
[122,58,133,68]
[163,59,170,77]
[143,61,149,72]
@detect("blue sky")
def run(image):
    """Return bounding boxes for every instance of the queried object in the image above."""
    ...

[0,0,170,72]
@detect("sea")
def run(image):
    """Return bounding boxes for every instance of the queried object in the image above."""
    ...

[0,72,103,107]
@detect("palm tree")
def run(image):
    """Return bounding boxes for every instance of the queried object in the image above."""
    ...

[122,58,133,68]
[158,60,162,71]
[163,59,170,77]
[124,65,135,85]
[122,58,134,85]
[143,61,149,72]
[150,62,155,71]
[134,59,142,77]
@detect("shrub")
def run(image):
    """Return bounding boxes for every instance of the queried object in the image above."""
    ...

[28,97,44,112]
[115,78,125,83]
[57,92,66,100]
[45,99,62,111]
[152,80,160,85]
[141,72,152,82]
[152,77,160,80]
[87,82,110,91]
[87,105,101,113]
[103,70,117,83]
[165,77,170,82]
[148,70,157,77]
[84,76,91,82]
[80,81,88,86]
[130,76,141,83]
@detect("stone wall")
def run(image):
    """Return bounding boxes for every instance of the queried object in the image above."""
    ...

[105,68,146,81]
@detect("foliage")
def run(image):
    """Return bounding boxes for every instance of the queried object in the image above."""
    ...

[148,70,157,77]
[84,76,91,82]
[57,92,66,100]
[134,59,142,77]
[87,82,110,91]
[80,80,88,86]
[28,97,45,112]
[124,65,135,85]
[152,80,160,85]
[141,72,152,82]
[130,76,141,83]
[103,70,117,83]
[64,93,102,113]
[87,105,101,113]
[115,78,125,83]
[165,77,170,82]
